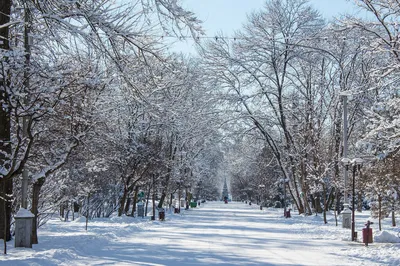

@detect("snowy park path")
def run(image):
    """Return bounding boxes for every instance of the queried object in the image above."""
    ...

[1,201,398,265]
[130,201,356,266]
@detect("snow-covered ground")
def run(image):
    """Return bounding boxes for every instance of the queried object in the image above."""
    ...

[1,201,399,265]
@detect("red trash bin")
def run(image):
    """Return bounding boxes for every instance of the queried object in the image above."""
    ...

[362,228,373,244]
[158,209,165,221]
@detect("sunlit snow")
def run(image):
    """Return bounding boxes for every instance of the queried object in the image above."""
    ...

[1,201,399,266]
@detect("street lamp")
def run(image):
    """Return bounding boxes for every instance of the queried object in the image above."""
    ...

[280,178,290,217]
[340,92,351,229]
[341,157,363,241]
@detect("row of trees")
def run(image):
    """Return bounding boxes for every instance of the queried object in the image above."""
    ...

[200,0,399,224]
[0,0,224,251]
[1,0,399,253]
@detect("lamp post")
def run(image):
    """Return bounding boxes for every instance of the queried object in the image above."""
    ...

[15,3,34,248]
[340,92,351,229]
[341,158,363,241]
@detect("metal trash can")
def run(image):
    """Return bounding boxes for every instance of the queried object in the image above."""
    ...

[158,208,165,221]
[362,228,373,244]
[190,201,197,208]
[363,220,374,246]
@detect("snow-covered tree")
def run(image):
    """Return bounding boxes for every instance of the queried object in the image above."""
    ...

[0,0,203,244]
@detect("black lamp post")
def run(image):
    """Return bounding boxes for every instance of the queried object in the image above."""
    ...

[341,158,363,241]
[351,164,356,241]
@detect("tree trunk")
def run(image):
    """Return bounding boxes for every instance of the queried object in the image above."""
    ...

[288,183,302,214]
[169,193,173,211]
[314,193,323,213]
[118,175,132,216]
[334,189,339,226]
[72,201,75,221]
[323,186,328,224]
[158,136,176,208]
[31,177,45,245]
[60,204,65,218]
[64,202,69,221]
[158,192,167,209]
[392,201,396,227]
[378,194,382,231]
[289,162,304,214]
[145,184,151,216]
[357,191,363,212]
[152,178,156,220]
[335,191,341,215]
[326,187,335,211]
[118,188,128,216]
[2,181,9,253]
[185,186,189,210]
[0,178,12,243]
[302,190,311,215]
[124,197,131,215]
[299,160,311,215]
[0,0,12,246]
[130,185,139,216]
[157,172,171,209]
[310,194,317,215]
[178,183,182,212]
[85,193,90,231]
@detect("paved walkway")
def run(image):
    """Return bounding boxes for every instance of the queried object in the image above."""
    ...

[3,201,388,266]
[128,201,357,266]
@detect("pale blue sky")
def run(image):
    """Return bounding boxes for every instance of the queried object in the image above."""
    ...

[172,0,361,54]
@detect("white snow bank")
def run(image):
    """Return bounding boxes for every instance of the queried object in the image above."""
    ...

[374,230,400,243]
